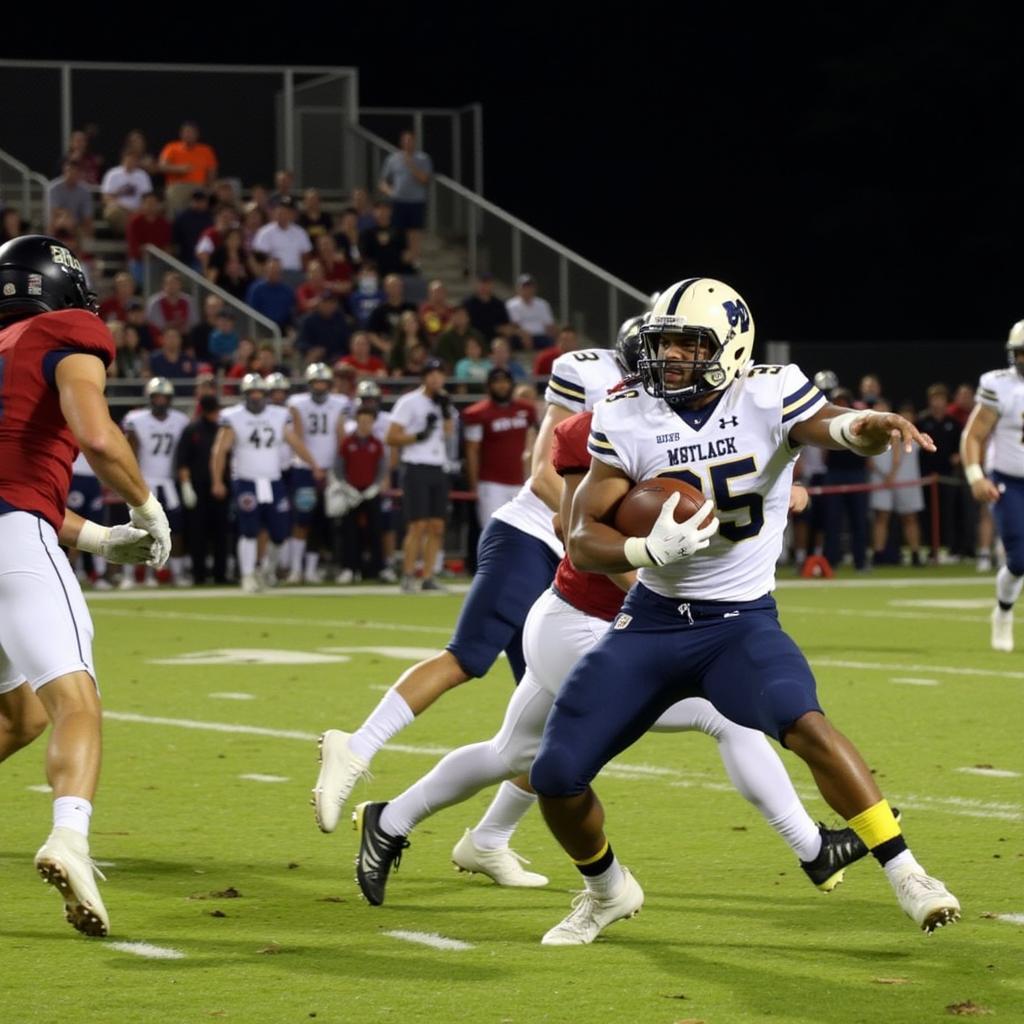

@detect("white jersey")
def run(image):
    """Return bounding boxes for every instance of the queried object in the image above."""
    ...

[72,451,95,478]
[495,347,626,554]
[123,407,190,482]
[977,368,1024,478]
[220,403,292,481]
[287,393,351,470]
[590,363,827,602]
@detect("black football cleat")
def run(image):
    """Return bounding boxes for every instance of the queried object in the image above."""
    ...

[353,801,410,906]
[800,806,901,892]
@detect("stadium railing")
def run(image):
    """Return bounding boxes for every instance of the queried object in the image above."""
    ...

[0,146,51,227]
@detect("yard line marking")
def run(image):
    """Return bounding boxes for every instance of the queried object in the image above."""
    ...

[991,913,1024,925]
[87,584,470,601]
[94,860,117,868]
[956,767,1022,779]
[890,677,940,686]
[785,604,990,625]
[239,773,290,783]
[811,658,1024,681]
[209,692,256,701]
[775,576,992,590]
[103,711,1022,822]
[26,784,53,793]
[107,941,186,960]
[383,930,474,951]
[890,599,993,610]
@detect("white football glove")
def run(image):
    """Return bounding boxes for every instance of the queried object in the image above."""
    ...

[340,481,363,507]
[624,493,720,568]
[180,479,198,510]
[361,482,381,501]
[76,520,157,565]
[129,492,171,568]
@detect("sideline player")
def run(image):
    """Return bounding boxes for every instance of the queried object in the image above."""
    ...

[122,377,190,587]
[210,373,323,593]
[530,278,960,943]
[0,234,170,937]
[352,407,871,906]
[311,320,646,882]
[66,452,111,588]
[961,320,1024,652]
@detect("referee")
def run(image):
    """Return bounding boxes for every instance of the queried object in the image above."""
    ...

[387,358,453,592]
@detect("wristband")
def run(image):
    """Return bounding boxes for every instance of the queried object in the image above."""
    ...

[623,535,656,569]
[827,411,879,452]
[76,519,110,554]
[964,464,985,486]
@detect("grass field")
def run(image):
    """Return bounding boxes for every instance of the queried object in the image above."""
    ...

[2,569,1022,1024]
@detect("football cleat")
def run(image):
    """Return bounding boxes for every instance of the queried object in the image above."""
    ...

[451,830,549,887]
[890,865,961,933]
[400,575,420,594]
[353,801,410,906]
[240,573,262,594]
[35,827,110,937]
[419,577,448,593]
[801,807,902,892]
[285,569,303,585]
[540,868,644,946]
[312,730,370,833]
[991,607,1013,652]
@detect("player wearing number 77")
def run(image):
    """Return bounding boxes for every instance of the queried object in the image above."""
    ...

[0,234,173,939]
[530,277,961,944]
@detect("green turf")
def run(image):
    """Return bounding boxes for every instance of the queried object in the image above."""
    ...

[2,572,1022,1024]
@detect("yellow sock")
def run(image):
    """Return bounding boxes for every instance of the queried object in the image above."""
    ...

[572,841,609,867]
[848,799,901,849]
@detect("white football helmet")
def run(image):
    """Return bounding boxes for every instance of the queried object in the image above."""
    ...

[1007,320,1024,376]
[240,372,267,394]
[305,362,332,403]
[264,372,290,403]
[638,278,754,405]
[145,376,174,398]
[356,378,382,400]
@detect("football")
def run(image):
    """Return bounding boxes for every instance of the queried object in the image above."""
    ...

[614,477,711,537]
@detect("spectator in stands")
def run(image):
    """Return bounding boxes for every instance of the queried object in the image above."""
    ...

[367,273,416,353]
[296,291,351,364]
[349,260,386,328]
[463,271,512,341]
[948,383,975,428]
[224,336,255,386]
[436,305,484,371]
[390,308,430,373]
[454,335,492,385]
[869,398,925,566]
[338,330,387,377]
[148,328,197,382]
[99,271,137,322]
[314,233,355,295]
[48,209,81,256]
[195,206,239,275]
[241,200,266,246]
[488,336,527,382]
[112,320,146,380]
[253,342,283,378]
[533,324,578,377]
[270,169,295,207]
[333,362,358,401]
[351,187,376,232]
[188,294,223,361]
[58,129,102,184]
[245,258,296,330]
[857,374,883,409]
[399,342,429,377]
[418,279,454,341]
[209,179,238,214]
[388,358,454,592]
[822,387,869,572]
[505,273,555,351]
[296,261,330,315]
[158,121,219,215]
[379,130,432,266]
[205,227,253,300]
[100,148,153,235]
[299,188,332,241]
[359,199,411,277]
[252,195,312,281]
[126,192,171,284]
[123,129,157,175]
[0,206,26,244]
[147,271,198,337]
[125,299,158,352]
[47,160,94,241]
[333,207,362,266]
[209,310,242,368]
[918,382,962,557]
[172,190,213,271]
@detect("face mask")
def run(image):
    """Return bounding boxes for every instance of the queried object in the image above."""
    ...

[359,275,378,294]
[199,395,220,413]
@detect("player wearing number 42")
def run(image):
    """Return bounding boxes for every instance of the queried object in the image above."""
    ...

[528,277,962,943]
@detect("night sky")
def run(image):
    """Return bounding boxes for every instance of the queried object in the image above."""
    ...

[6,8,1021,343]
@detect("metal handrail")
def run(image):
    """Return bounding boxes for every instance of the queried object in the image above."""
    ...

[0,146,51,226]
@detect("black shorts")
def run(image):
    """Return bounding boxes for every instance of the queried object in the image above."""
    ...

[391,200,426,231]
[402,463,448,520]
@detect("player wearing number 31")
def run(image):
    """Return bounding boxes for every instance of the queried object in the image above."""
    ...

[529,277,961,944]
[0,235,172,938]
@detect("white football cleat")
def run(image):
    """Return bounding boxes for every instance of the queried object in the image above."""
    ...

[451,830,549,887]
[335,568,354,585]
[540,867,643,946]
[240,573,262,594]
[35,827,110,938]
[286,569,303,585]
[890,865,961,933]
[312,730,370,833]
[991,607,1013,652]
[118,573,135,590]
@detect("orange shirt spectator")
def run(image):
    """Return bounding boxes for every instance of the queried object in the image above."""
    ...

[159,134,218,185]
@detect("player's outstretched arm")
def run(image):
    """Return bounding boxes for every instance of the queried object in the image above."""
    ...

[790,404,936,456]
[530,403,574,512]
[210,425,235,500]
[960,403,1001,503]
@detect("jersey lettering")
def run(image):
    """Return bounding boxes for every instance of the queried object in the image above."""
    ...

[307,411,328,435]
[747,365,783,376]
[572,351,600,362]
[248,426,276,448]
[149,432,175,456]
[659,455,764,543]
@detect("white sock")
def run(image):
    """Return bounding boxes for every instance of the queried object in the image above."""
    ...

[767,800,823,861]
[290,538,306,575]
[53,796,92,838]
[263,542,280,574]
[169,556,185,580]
[470,780,537,850]
[379,740,510,838]
[238,537,258,576]
[304,551,320,578]
[93,554,107,576]
[996,567,1023,608]
[583,855,625,899]
[349,688,415,762]
[433,550,444,574]
[883,849,922,881]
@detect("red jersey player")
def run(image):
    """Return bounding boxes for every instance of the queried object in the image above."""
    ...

[462,367,537,525]
[0,235,171,938]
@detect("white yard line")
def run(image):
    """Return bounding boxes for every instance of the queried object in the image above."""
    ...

[991,913,1024,925]
[812,658,1024,681]
[784,604,991,625]
[209,692,257,701]
[383,930,474,951]
[107,941,186,960]
[102,711,1022,822]
[956,767,1021,779]
[775,577,992,590]
[87,584,471,601]
[239,774,290,783]
[890,677,940,686]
